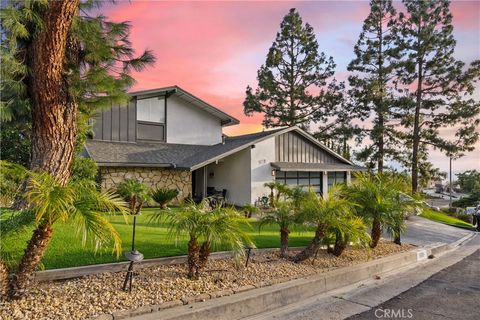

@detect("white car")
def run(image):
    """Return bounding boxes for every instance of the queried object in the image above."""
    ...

[465,205,480,215]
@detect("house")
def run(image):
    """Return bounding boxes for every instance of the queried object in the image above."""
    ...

[84,86,363,206]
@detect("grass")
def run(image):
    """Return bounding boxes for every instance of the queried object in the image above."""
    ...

[1,207,315,270]
[420,208,473,228]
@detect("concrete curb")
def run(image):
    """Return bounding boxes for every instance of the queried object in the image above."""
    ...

[35,246,307,282]
[92,243,453,320]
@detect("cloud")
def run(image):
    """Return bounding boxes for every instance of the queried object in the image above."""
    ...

[97,1,480,171]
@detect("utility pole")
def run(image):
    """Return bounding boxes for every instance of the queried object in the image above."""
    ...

[449,156,452,208]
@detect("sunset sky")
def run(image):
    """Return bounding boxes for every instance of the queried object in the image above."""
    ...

[99,0,480,176]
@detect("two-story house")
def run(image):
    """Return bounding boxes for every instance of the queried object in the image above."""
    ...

[84,86,363,205]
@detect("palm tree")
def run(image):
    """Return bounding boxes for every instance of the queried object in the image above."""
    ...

[259,201,299,258]
[386,192,420,245]
[345,172,411,248]
[6,166,127,299]
[327,215,370,257]
[293,187,352,263]
[263,181,290,207]
[151,199,254,279]
[116,179,151,216]
[116,179,151,253]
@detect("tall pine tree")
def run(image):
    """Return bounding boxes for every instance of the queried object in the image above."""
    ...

[0,0,154,298]
[243,8,341,131]
[348,0,401,172]
[394,0,480,192]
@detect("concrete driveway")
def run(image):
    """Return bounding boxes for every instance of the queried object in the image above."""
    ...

[242,217,478,320]
[389,215,472,247]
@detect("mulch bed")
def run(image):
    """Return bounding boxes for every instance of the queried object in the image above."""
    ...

[0,241,413,320]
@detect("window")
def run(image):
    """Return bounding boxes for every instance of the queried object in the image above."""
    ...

[136,97,165,123]
[275,171,323,195]
[327,171,346,188]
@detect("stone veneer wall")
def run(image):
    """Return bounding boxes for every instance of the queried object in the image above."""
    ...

[100,167,192,204]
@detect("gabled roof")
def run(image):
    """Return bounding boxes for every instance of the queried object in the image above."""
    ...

[129,85,239,127]
[85,126,361,171]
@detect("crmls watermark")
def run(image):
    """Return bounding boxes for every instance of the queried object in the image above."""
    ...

[374,308,414,319]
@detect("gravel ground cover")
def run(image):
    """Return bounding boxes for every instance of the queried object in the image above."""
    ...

[0,241,413,320]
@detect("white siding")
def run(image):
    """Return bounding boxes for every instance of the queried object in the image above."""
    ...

[250,137,276,204]
[166,95,222,145]
[206,148,251,206]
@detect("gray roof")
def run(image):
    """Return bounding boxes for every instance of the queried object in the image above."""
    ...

[85,128,285,170]
[271,162,365,172]
[85,127,363,171]
[129,85,239,127]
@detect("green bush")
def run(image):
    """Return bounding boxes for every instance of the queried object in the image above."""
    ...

[0,161,27,207]
[152,188,179,209]
[455,213,472,224]
[71,157,98,181]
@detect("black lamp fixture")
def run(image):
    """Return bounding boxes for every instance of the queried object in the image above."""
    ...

[122,214,144,292]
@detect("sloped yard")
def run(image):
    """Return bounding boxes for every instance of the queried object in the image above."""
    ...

[1,241,413,320]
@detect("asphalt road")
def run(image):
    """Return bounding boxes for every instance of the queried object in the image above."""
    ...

[349,247,480,320]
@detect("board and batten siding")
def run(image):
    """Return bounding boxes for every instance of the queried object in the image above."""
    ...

[92,99,136,142]
[275,131,342,164]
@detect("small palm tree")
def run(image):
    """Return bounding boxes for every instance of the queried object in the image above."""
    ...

[6,168,127,299]
[259,201,299,258]
[386,192,421,245]
[293,186,352,263]
[116,179,151,216]
[345,172,408,248]
[116,179,150,253]
[151,188,179,209]
[263,181,289,207]
[151,199,254,279]
[327,214,370,257]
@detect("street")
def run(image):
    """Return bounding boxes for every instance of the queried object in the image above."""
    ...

[349,247,480,320]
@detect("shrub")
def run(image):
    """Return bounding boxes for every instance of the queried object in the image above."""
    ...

[71,157,98,182]
[0,161,27,207]
[242,204,260,218]
[152,188,179,209]
[455,213,472,224]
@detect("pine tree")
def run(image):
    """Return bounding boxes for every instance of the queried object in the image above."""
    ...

[243,8,341,131]
[394,0,480,192]
[347,0,401,172]
[0,0,154,299]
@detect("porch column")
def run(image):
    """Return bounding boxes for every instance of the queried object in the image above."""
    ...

[203,166,207,197]
[322,171,328,198]
[346,171,351,184]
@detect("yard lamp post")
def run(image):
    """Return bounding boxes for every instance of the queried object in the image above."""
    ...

[123,213,144,292]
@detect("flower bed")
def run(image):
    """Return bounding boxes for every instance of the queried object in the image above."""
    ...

[1,241,413,320]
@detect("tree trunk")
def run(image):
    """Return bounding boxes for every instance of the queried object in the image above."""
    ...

[187,237,199,280]
[7,1,80,300]
[332,233,348,257]
[411,19,423,194]
[29,0,80,184]
[294,226,325,263]
[394,234,401,245]
[8,222,53,299]
[197,241,211,277]
[279,227,290,258]
[370,218,382,248]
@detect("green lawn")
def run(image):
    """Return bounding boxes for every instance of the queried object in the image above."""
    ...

[420,208,473,228]
[2,208,315,270]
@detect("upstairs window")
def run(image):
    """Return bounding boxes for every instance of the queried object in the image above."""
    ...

[137,97,165,123]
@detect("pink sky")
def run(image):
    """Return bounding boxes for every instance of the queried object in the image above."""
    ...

[99,0,480,176]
